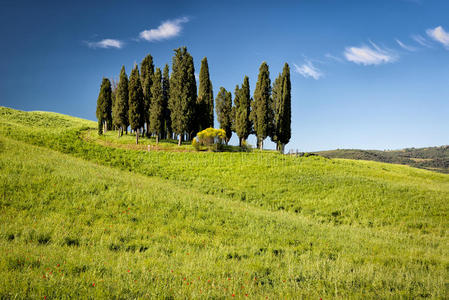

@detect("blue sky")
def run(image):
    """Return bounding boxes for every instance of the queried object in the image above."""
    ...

[1,0,448,151]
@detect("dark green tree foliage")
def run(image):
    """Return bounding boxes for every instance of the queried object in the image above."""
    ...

[197,57,214,131]
[253,62,271,150]
[112,66,129,136]
[272,63,291,152]
[149,68,163,144]
[110,79,117,130]
[215,87,233,144]
[128,65,145,144]
[96,78,112,134]
[140,54,155,137]
[233,76,252,146]
[169,47,197,146]
[162,64,171,139]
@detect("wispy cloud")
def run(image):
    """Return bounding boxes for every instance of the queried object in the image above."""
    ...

[395,39,417,51]
[139,17,189,42]
[293,61,323,80]
[411,34,432,48]
[325,53,343,62]
[344,42,397,65]
[86,39,123,49]
[426,26,449,48]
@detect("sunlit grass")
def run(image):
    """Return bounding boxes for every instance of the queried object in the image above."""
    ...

[0,106,448,298]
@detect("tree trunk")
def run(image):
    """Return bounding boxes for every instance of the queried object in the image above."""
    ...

[156,134,159,145]
[136,128,139,144]
[118,128,121,138]
[239,137,242,147]
[178,135,182,146]
[259,140,263,150]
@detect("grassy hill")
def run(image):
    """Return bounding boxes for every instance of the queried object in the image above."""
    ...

[315,146,449,174]
[0,106,448,298]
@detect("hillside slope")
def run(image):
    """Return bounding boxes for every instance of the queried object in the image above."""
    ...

[315,146,449,173]
[1,106,449,298]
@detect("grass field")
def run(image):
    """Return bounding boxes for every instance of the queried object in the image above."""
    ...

[0,106,448,298]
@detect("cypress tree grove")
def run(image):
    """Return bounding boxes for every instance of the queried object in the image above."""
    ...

[96,78,112,134]
[169,47,197,146]
[162,64,171,139]
[215,87,233,144]
[141,54,154,137]
[233,76,252,146]
[149,68,163,144]
[128,65,145,144]
[112,66,129,136]
[253,62,271,150]
[197,57,214,131]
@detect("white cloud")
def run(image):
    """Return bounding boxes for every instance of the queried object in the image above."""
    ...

[325,53,343,62]
[411,34,432,48]
[293,61,323,80]
[139,17,189,42]
[395,39,416,51]
[87,39,123,49]
[426,26,449,48]
[344,43,397,65]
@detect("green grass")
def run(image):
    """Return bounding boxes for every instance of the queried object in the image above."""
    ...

[0,106,448,298]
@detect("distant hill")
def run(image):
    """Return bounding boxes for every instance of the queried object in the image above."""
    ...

[315,146,449,173]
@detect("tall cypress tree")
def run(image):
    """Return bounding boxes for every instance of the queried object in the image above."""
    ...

[141,54,154,137]
[197,57,214,131]
[169,47,197,146]
[112,66,129,136]
[233,76,251,146]
[253,62,271,150]
[273,63,291,153]
[162,64,171,139]
[271,73,282,148]
[128,65,144,144]
[215,87,233,144]
[96,78,112,134]
[149,68,163,144]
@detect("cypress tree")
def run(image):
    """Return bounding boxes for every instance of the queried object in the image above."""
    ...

[149,68,163,144]
[110,79,118,130]
[253,62,271,150]
[215,87,233,144]
[112,66,129,136]
[197,57,214,131]
[96,78,112,134]
[271,73,282,148]
[273,63,291,153]
[141,54,154,137]
[128,65,144,144]
[162,64,171,139]
[169,47,197,146]
[233,76,251,146]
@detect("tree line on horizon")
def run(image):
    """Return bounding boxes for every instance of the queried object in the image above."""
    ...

[96,47,291,152]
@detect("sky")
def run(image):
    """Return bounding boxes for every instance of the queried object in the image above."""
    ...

[0,0,448,152]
